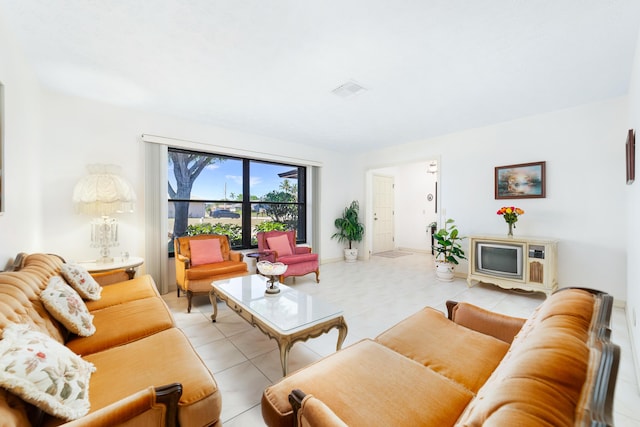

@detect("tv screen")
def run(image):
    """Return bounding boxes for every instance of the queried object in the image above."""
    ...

[476,242,523,279]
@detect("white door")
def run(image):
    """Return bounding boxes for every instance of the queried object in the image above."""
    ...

[372,175,395,253]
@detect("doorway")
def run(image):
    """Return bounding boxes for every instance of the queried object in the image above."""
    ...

[367,160,439,256]
[372,174,395,253]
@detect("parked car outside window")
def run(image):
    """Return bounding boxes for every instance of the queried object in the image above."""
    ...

[212,209,240,218]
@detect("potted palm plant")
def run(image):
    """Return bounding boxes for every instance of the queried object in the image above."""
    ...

[332,200,365,262]
[432,218,466,281]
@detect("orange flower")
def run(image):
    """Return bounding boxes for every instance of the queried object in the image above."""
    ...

[497,206,524,225]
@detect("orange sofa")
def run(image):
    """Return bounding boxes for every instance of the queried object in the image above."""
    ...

[0,253,221,427]
[262,288,620,427]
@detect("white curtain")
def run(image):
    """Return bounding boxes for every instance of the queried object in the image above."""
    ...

[144,142,169,294]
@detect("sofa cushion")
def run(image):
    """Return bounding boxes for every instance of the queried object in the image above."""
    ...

[277,253,318,265]
[60,263,102,301]
[66,296,174,355]
[40,277,96,337]
[375,306,510,393]
[84,274,159,311]
[262,339,474,427]
[0,324,95,421]
[267,234,293,256]
[190,238,224,266]
[185,260,248,281]
[79,328,221,427]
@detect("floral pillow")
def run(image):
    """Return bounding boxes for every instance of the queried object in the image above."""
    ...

[0,323,96,421]
[41,277,96,337]
[60,263,102,301]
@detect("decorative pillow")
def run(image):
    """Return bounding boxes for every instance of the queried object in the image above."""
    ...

[0,323,96,421]
[190,238,224,266]
[60,263,102,301]
[41,277,96,337]
[267,234,293,256]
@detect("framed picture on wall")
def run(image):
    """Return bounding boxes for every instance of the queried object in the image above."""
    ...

[495,161,546,199]
[626,129,635,185]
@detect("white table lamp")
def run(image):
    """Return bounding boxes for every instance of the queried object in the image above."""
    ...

[73,164,136,263]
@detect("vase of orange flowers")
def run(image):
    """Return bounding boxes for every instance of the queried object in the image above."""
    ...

[497,206,524,237]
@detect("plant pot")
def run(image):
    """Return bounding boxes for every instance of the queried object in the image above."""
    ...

[344,248,358,263]
[435,261,455,282]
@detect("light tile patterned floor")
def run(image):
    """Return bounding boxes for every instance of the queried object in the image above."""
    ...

[161,252,640,426]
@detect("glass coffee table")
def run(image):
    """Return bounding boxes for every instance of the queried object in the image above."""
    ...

[210,275,348,376]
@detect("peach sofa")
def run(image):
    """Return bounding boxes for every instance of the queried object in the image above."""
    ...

[262,288,620,427]
[0,253,221,426]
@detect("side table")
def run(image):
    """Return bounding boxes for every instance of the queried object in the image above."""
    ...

[78,256,144,279]
[244,251,270,273]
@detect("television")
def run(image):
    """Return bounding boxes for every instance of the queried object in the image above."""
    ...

[475,241,524,280]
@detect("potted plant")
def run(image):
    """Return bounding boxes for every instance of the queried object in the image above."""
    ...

[432,218,466,281]
[332,200,365,262]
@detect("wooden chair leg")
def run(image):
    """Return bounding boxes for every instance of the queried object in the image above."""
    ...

[187,291,193,313]
[177,286,181,297]
[315,270,320,283]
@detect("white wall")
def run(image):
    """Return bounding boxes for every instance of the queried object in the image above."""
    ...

[358,97,629,301]
[626,28,640,386]
[0,11,44,268]
[394,161,438,252]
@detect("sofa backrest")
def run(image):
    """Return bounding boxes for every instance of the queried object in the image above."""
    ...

[456,288,619,427]
[0,254,67,343]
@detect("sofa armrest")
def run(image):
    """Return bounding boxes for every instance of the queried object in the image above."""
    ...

[91,269,130,286]
[229,250,244,262]
[259,250,277,263]
[446,300,526,344]
[176,254,190,268]
[294,246,312,255]
[289,390,348,427]
[62,383,182,427]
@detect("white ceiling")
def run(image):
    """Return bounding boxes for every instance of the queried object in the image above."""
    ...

[1,1,639,152]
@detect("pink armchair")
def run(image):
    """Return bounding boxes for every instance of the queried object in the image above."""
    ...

[256,231,319,283]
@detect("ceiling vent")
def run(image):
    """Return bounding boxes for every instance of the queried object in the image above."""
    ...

[331,80,367,98]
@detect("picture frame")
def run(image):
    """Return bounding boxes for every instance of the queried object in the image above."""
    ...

[626,129,635,185]
[495,161,546,199]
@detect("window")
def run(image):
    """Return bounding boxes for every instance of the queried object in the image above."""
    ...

[168,148,306,254]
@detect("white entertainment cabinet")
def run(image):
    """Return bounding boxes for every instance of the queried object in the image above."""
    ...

[467,235,558,297]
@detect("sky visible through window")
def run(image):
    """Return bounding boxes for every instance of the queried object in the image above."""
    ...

[168,158,296,200]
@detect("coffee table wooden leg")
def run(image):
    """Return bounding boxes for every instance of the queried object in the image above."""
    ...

[209,289,218,322]
[278,340,291,377]
[336,320,348,351]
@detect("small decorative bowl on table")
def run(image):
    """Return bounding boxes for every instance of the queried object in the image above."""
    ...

[256,261,288,294]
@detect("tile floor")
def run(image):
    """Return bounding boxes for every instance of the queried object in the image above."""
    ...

[161,252,640,426]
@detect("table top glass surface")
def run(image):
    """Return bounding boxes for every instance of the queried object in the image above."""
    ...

[212,275,343,332]
[77,256,144,272]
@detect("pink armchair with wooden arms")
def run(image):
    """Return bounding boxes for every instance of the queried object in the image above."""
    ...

[174,234,249,312]
[256,231,319,283]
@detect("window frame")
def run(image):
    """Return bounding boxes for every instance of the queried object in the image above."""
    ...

[168,147,307,251]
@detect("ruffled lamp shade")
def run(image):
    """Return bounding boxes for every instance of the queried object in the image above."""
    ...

[73,164,136,215]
